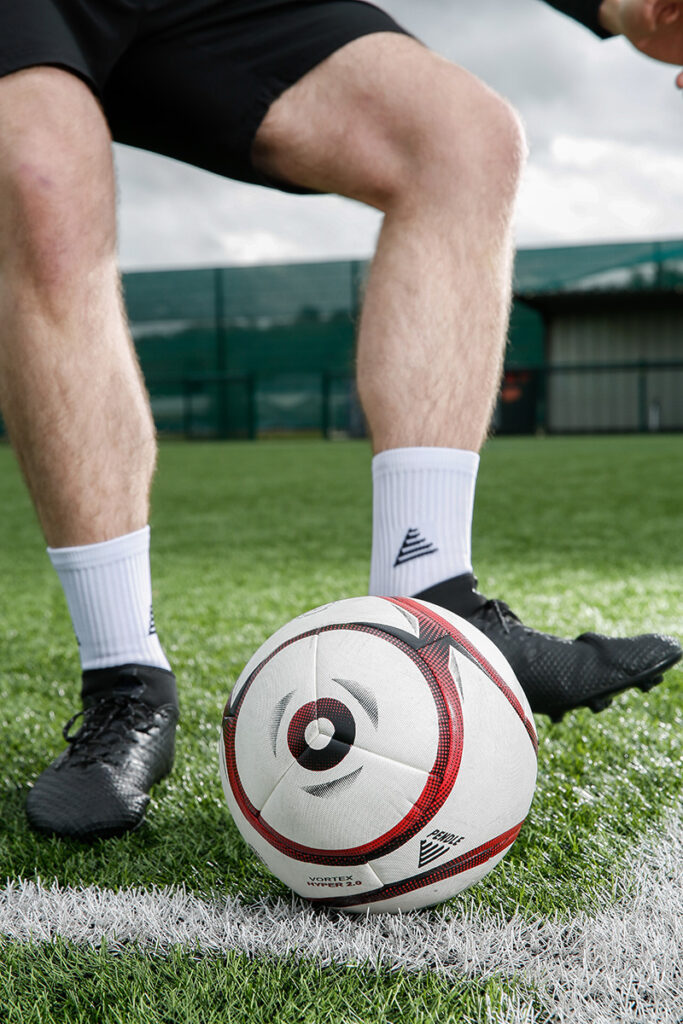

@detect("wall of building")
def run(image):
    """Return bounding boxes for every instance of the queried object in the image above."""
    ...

[546,304,683,433]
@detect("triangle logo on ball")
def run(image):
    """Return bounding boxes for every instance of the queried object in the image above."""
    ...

[418,838,451,870]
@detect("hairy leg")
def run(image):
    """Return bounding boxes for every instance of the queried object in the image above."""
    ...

[0,67,155,547]
[251,31,683,722]
[0,70,176,841]
[253,34,526,453]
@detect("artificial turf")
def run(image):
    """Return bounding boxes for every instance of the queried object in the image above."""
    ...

[0,941,542,1024]
[0,434,681,1022]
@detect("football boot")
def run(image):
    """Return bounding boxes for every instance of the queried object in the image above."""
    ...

[414,573,681,722]
[26,664,179,840]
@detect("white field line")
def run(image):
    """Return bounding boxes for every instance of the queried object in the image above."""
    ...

[1,817,681,1024]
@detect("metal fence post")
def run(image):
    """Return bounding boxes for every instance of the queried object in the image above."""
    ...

[246,374,257,440]
[214,268,229,438]
[638,364,648,434]
[321,373,331,439]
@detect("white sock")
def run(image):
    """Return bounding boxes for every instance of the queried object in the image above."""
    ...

[48,525,171,672]
[369,447,480,598]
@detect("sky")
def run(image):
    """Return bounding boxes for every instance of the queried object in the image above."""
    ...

[114,0,683,270]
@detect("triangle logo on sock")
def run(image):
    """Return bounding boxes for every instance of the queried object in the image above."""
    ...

[394,528,439,568]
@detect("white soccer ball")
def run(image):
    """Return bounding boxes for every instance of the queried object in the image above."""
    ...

[219,596,538,913]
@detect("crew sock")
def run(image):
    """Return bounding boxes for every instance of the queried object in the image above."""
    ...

[48,525,171,673]
[369,446,480,598]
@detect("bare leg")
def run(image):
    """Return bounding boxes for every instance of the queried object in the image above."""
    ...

[252,32,682,720]
[0,67,155,547]
[0,68,176,841]
[253,34,526,454]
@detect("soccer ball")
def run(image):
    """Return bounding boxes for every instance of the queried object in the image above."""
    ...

[219,596,538,913]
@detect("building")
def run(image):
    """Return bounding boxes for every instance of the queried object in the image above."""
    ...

[508,239,683,434]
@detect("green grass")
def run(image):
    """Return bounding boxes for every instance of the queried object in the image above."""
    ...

[0,942,541,1024]
[0,434,681,1022]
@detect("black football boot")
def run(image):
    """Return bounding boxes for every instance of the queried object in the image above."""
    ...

[414,573,682,722]
[26,664,179,840]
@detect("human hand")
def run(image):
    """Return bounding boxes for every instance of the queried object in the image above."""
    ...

[600,0,683,86]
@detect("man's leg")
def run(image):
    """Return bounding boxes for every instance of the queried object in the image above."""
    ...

[0,68,152,547]
[0,67,178,838]
[255,36,518,457]
[253,32,681,718]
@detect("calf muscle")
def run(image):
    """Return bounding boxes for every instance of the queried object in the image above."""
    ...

[254,34,525,452]
[0,67,155,547]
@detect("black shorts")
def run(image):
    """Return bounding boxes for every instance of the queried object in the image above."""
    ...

[0,0,410,192]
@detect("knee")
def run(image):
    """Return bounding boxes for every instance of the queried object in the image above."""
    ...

[0,132,116,297]
[255,37,526,216]
[366,67,527,217]
[444,83,527,202]
[0,72,116,303]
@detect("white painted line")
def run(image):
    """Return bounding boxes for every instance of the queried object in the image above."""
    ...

[1,817,681,1024]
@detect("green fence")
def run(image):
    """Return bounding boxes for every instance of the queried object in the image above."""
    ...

[2,256,679,440]
[175,371,363,439]
[124,260,545,439]
[125,261,367,438]
[125,263,683,437]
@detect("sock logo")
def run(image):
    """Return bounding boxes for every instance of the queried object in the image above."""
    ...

[394,528,438,568]
[148,605,157,636]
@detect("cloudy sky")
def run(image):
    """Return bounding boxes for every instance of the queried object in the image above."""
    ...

[114,0,683,270]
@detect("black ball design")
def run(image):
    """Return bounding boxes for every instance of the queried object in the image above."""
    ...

[287,697,356,772]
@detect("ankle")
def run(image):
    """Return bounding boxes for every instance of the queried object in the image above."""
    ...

[414,573,488,618]
[81,663,178,710]
[48,525,171,673]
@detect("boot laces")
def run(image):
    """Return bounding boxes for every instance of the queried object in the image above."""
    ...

[477,598,522,635]
[61,696,155,768]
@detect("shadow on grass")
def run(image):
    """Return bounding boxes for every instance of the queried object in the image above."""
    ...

[0,785,282,903]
